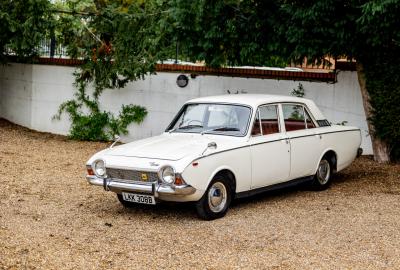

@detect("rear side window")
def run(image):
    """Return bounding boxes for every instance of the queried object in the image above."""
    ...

[282,104,306,131]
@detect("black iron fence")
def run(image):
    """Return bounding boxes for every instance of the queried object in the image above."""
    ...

[4,38,68,58]
[37,38,68,58]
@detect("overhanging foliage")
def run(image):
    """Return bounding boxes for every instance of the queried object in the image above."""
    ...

[53,0,168,140]
[2,0,400,160]
[0,0,52,63]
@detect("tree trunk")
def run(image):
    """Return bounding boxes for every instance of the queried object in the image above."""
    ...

[356,62,390,163]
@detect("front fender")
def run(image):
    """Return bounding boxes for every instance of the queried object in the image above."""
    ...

[181,147,252,193]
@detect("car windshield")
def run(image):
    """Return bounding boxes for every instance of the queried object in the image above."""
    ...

[168,103,251,136]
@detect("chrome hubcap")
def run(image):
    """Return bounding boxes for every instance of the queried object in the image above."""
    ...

[317,159,330,185]
[208,182,227,213]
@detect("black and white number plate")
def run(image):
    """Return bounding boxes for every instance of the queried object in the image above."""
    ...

[122,192,156,205]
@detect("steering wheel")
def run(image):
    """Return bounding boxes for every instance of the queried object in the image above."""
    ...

[187,119,203,126]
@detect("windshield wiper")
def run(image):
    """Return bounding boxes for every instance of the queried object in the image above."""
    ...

[213,127,240,131]
[169,124,203,133]
[201,126,240,134]
[179,124,203,129]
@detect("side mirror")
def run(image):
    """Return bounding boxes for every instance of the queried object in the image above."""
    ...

[207,142,217,149]
[202,142,217,156]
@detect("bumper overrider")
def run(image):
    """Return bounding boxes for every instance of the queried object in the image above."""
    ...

[86,173,196,197]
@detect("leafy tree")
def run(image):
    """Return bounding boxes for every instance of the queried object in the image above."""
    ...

[167,0,286,67]
[0,0,52,62]
[1,0,152,141]
[278,0,400,162]
[168,0,400,162]
[53,0,167,140]
[3,0,399,158]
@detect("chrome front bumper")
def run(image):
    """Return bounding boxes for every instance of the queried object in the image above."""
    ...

[86,176,196,197]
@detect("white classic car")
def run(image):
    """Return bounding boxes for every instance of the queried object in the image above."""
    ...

[86,94,362,220]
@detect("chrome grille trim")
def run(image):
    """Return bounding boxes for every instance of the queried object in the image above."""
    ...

[106,168,159,183]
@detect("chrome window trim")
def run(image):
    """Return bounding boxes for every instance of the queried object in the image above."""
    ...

[258,108,263,136]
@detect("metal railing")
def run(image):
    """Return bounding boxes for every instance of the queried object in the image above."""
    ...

[37,38,69,58]
[4,38,69,58]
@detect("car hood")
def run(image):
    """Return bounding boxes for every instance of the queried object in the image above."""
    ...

[104,133,222,161]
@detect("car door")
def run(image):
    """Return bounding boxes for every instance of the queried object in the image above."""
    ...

[282,103,321,179]
[249,104,290,189]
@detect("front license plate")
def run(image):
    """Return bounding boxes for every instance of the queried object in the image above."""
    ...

[122,192,156,205]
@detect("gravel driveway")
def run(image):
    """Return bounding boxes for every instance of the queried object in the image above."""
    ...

[1,119,400,269]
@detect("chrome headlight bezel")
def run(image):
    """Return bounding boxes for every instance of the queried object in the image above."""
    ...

[158,165,175,185]
[92,159,107,178]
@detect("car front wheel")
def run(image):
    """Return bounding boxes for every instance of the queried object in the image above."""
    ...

[195,177,232,220]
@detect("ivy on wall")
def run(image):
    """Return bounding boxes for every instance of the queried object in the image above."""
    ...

[54,79,147,141]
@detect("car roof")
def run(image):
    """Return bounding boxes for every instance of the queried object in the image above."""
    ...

[186,94,326,120]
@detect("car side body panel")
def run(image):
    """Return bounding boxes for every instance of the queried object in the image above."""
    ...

[317,127,361,172]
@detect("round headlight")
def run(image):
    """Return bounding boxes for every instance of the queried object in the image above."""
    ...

[93,159,106,178]
[160,166,175,184]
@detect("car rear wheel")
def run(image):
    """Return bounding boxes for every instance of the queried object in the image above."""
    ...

[117,194,137,208]
[311,158,332,190]
[195,177,232,220]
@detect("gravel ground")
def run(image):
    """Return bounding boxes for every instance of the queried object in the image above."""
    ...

[1,118,400,270]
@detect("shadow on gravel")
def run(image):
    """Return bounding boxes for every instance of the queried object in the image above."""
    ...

[100,199,198,221]
[231,182,310,209]
[95,184,312,220]
[89,181,327,220]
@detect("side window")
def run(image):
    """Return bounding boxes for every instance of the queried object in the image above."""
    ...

[251,105,279,136]
[282,104,306,131]
[259,105,280,135]
[305,109,316,129]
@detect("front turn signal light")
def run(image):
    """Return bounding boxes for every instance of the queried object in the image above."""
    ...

[87,167,94,176]
[174,175,186,185]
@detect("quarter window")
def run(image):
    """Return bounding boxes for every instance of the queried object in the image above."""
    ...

[305,110,316,129]
[251,105,280,136]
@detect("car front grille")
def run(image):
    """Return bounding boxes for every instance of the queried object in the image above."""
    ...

[106,168,159,183]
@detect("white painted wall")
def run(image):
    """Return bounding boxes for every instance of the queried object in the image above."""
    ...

[0,63,372,154]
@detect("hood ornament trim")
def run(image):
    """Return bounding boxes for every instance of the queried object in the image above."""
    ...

[149,162,160,167]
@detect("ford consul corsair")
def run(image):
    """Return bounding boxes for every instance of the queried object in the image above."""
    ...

[86,94,362,220]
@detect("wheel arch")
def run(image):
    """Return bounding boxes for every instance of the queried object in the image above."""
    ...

[315,149,338,173]
[208,167,237,195]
